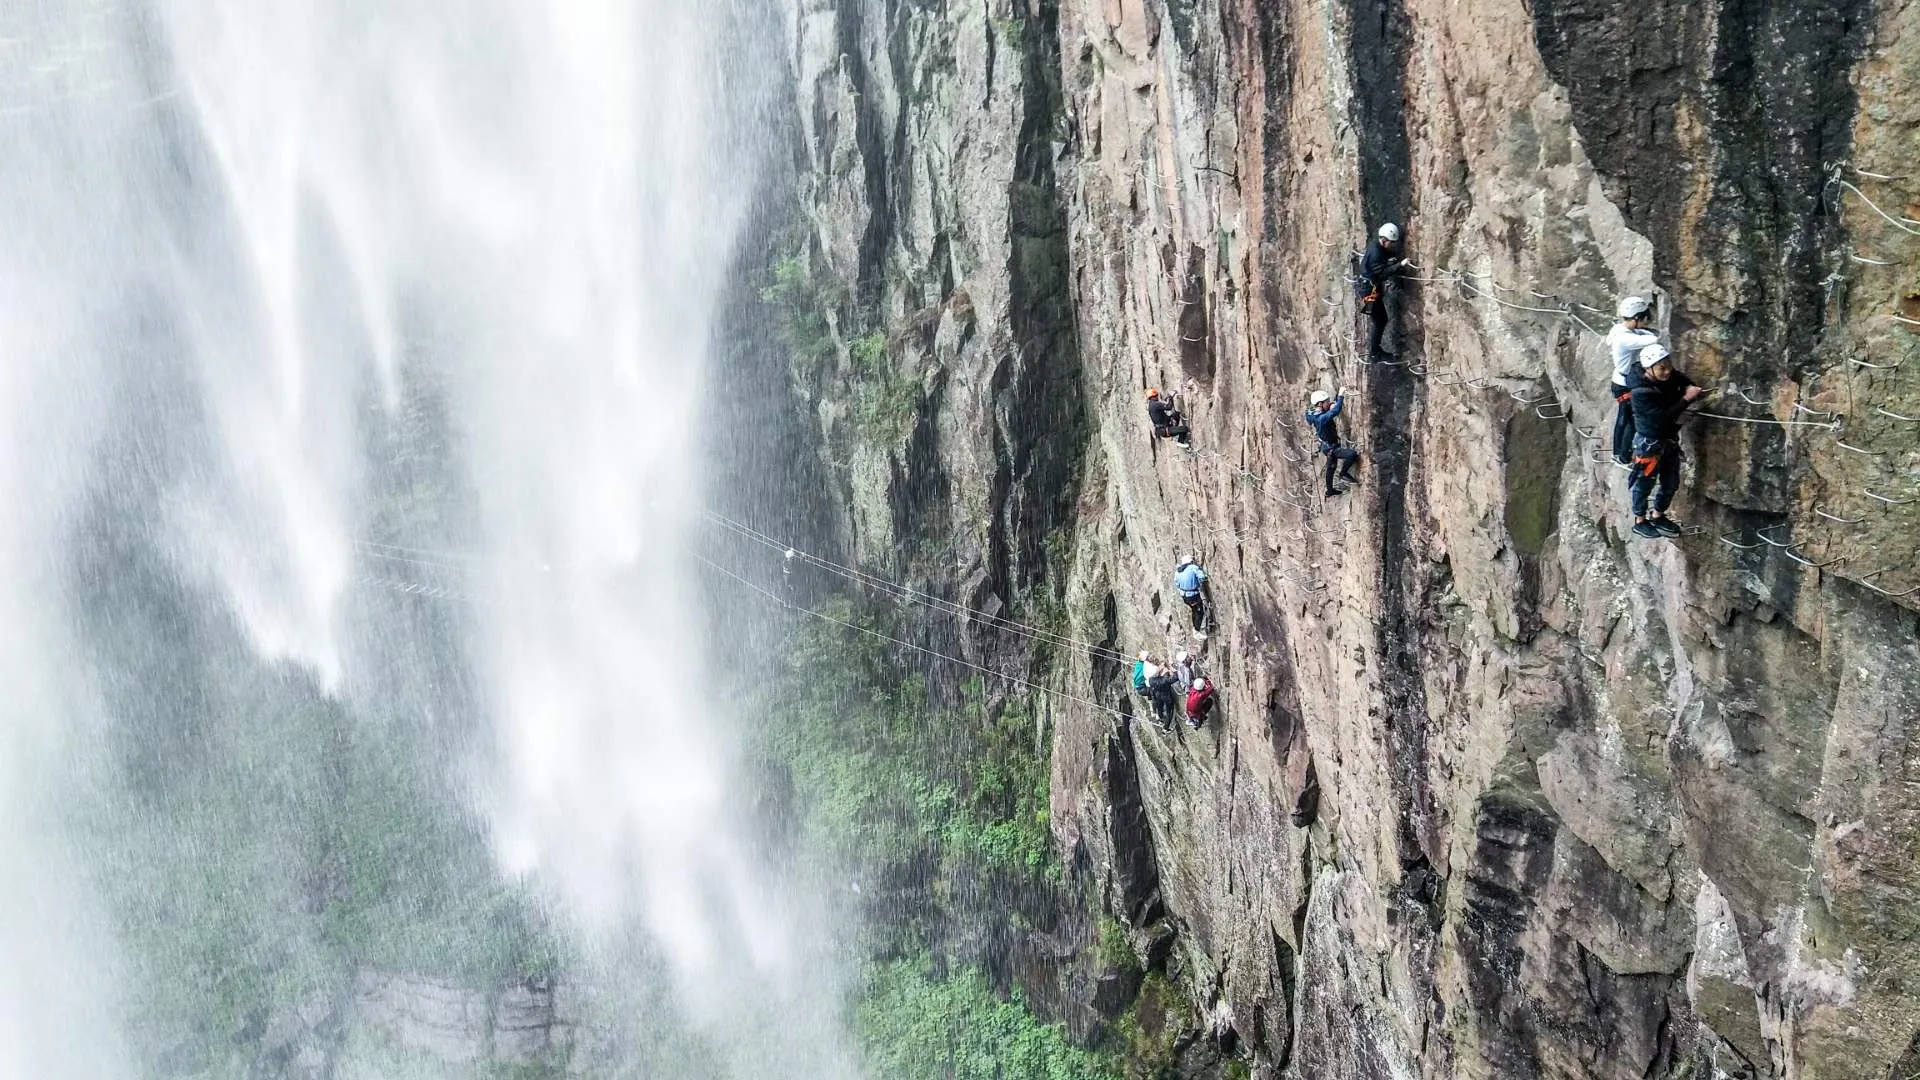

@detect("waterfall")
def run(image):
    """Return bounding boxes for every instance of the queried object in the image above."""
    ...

[0,1,852,1074]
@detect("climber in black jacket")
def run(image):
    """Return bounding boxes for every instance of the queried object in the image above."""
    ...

[1147,669,1182,730]
[1626,343,1704,539]
[1360,223,1408,362]
[1145,387,1191,447]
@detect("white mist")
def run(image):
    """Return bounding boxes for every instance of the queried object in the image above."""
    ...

[1,0,855,1074]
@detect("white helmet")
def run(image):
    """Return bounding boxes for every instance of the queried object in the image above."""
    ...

[1310,389,1333,406]
[1616,295,1652,319]
[1638,342,1671,368]
[1377,223,1401,242]
[1138,650,1151,662]
[1193,678,1208,691]
[1174,650,1188,664]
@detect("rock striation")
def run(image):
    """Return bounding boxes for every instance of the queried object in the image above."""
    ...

[781,0,1920,1077]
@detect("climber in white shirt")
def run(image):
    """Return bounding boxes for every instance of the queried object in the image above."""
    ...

[1607,295,1661,465]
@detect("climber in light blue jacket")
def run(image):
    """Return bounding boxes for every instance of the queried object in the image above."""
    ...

[1173,557,1209,637]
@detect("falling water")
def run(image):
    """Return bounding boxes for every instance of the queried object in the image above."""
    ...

[0,1,852,1075]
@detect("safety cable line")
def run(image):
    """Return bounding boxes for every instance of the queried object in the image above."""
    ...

[1449,272,1585,319]
[1692,410,1843,429]
[354,550,1143,720]
[352,519,1165,672]
[702,510,1140,666]
[1830,179,1920,236]
[356,539,498,563]
[357,575,472,602]
[1337,252,1919,468]
[694,551,1133,721]
[701,511,1126,659]
[356,547,474,574]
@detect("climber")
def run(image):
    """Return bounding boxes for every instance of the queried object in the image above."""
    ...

[1131,650,1156,696]
[1146,388,1192,448]
[1173,557,1209,637]
[1147,667,1182,729]
[1171,649,1198,690]
[1360,223,1408,362]
[1305,389,1361,497]
[1626,343,1704,539]
[1607,296,1661,465]
[1185,677,1216,730]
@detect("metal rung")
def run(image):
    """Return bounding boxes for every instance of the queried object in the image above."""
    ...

[1784,547,1845,569]
[1861,569,1920,598]
[1814,505,1866,525]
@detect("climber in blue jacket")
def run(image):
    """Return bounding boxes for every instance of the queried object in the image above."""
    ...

[1305,389,1360,497]
[1173,557,1209,636]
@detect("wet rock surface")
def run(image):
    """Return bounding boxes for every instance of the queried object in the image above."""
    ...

[251,972,575,1077]
[788,0,1920,1077]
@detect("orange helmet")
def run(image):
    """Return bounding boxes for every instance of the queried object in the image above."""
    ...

[1146,387,1161,399]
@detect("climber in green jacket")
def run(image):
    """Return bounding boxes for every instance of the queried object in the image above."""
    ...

[1131,651,1157,695]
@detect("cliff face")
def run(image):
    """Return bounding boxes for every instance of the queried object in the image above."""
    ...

[783,0,1920,1077]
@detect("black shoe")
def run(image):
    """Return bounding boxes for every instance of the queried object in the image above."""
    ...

[1653,518,1683,537]
[1339,472,1358,484]
[1325,487,1345,498]
[1632,521,1662,539]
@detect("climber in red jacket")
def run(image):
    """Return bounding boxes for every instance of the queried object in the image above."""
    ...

[1185,677,1216,729]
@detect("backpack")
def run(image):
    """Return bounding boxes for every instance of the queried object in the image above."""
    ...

[1131,662,1149,693]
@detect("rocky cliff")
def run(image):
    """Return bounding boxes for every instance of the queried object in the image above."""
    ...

[780,0,1920,1077]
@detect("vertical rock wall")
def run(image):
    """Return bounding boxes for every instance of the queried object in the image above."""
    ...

[782,0,1920,1077]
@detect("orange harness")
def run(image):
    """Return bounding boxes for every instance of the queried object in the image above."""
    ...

[1618,390,1662,475]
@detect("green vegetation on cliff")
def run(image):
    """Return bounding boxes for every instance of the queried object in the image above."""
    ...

[857,961,1109,1080]
[763,248,922,447]
[748,601,1114,1080]
[757,599,1056,888]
